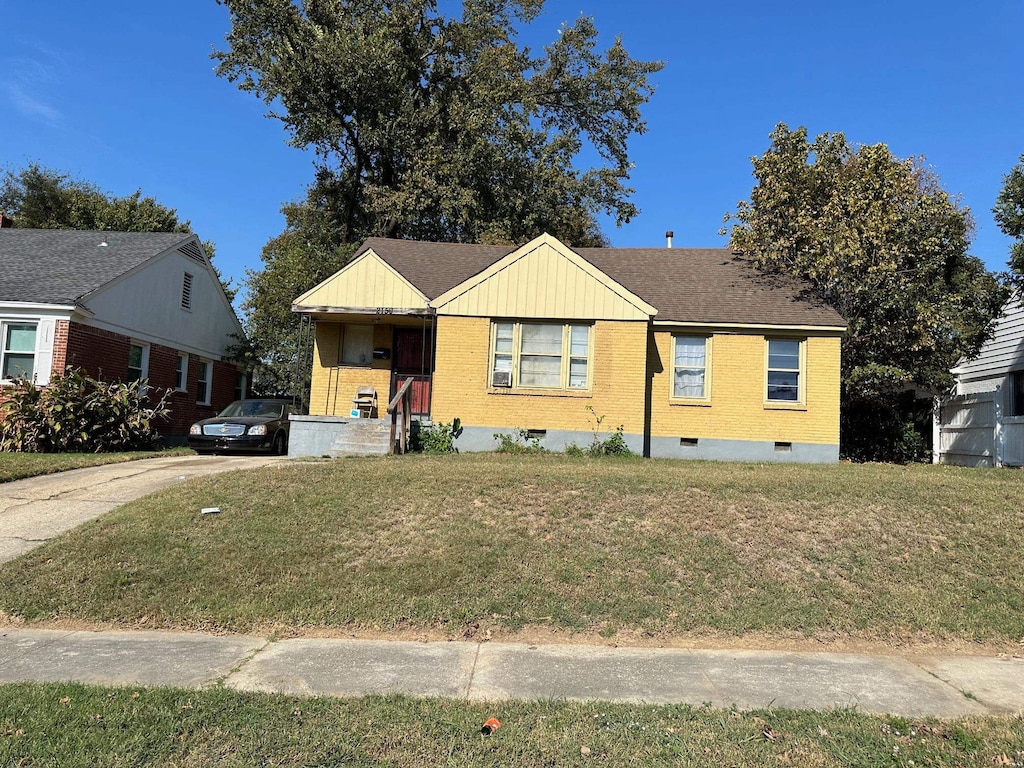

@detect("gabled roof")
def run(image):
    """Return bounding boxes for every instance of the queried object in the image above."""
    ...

[0,229,197,305]
[355,237,513,300]
[350,237,846,328]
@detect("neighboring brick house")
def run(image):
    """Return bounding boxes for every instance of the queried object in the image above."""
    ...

[0,229,247,439]
[290,233,847,462]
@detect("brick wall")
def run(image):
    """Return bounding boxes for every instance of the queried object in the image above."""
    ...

[648,330,842,446]
[430,316,649,434]
[309,321,392,416]
[61,321,241,436]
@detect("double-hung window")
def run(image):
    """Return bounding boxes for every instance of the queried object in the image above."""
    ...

[1,322,38,382]
[196,360,212,405]
[175,353,189,392]
[766,338,804,403]
[1010,371,1024,418]
[490,322,591,390]
[672,336,710,399]
[127,343,149,383]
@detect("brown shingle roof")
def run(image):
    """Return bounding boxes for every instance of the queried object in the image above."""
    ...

[357,237,514,300]
[357,237,846,328]
[577,248,845,327]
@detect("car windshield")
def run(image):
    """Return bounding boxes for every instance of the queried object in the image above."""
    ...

[217,401,285,419]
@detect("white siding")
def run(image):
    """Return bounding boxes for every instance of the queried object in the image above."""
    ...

[80,242,243,359]
[954,297,1024,387]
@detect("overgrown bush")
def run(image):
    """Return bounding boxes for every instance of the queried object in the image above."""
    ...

[493,428,547,454]
[566,405,634,457]
[0,369,170,453]
[418,418,461,454]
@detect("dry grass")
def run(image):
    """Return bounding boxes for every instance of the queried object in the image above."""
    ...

[4,683,1024,767]
[1,454,1023,645]
[0,447,193,483]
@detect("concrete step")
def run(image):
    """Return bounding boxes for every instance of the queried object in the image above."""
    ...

[327,419,395,457]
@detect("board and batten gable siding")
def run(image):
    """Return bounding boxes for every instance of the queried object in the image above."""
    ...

[432,234,656,320]
[953,297,1024,392]
[294,250,429,312]
[648,330,842,446]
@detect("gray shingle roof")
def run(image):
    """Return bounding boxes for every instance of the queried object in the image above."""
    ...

[357,237,847,328]
[0,229,194,305]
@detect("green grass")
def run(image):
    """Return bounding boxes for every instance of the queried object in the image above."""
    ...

[1,454,1023,644]
[2,683,1023,767]
[0,447,194,483]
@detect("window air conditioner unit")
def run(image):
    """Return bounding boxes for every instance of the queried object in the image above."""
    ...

[491,370,512,388]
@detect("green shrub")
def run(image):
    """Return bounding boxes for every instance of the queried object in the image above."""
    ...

[565,405,634,457]
[0,369,170,453]
[493,428,547,454]
[418,418,461,454]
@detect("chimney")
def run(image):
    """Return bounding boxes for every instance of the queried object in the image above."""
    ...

[665,230,674,249]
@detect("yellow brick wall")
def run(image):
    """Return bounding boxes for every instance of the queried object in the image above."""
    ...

[649,330,841,445]
[309,322,393,416]
[431,316,648,433]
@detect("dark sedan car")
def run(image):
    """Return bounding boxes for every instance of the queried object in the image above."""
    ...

[188,399,294,455]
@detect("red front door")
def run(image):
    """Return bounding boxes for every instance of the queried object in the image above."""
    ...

[392,327,433,417]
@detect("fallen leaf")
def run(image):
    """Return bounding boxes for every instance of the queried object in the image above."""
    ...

[580,746,591,756]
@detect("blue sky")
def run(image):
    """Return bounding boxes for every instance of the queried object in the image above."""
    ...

[1,0,1021,306]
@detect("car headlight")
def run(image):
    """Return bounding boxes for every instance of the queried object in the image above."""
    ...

[248,425,267,435]
[189,424,202,435]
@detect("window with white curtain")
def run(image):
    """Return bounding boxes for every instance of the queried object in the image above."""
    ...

[672,335,709,399]
[490,321,591,390]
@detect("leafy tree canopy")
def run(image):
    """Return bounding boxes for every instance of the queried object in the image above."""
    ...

[994,154,1024,291]
[216,0,661,396]
[0,162,233,301]
[239,180,358,400]
[214,0,660,246]
[726,124,1008,462]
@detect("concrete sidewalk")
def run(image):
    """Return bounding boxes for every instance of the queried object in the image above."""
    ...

[0,455,285,564]
[2,627,1023,717]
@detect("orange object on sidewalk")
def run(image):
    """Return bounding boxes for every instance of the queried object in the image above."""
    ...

[481,717,502,735]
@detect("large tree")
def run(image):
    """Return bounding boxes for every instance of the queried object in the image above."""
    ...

[240,178,359,399]
[0,163,233,300]
[994,154,1024,291]
[726,124,1007,462]
[216,0,661,395]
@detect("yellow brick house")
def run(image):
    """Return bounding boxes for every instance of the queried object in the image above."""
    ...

[290,233,846,461]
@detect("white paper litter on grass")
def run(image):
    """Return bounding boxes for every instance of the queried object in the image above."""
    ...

[200,507,221,515]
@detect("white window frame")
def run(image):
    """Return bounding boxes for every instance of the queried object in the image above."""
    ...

[175,352,189,392]
[670,335,712,402]
[0,320,39,384]
[181,271,194,311]
[234,369,247,401]
[765,337,806,405]
[488,321,592,391]
[127,342,150,384]
[196,359,212,405]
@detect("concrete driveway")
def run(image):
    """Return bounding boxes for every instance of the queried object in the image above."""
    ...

[0,454,286,564]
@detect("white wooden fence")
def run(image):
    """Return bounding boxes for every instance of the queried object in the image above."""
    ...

[934,392,1024,467]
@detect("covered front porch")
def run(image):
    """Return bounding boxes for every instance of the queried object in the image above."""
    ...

[289,308,435,457]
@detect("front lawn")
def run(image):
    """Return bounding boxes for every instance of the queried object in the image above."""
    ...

[1,455,1022,645]
[0,447,194,483]
[3,683,1023,767]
